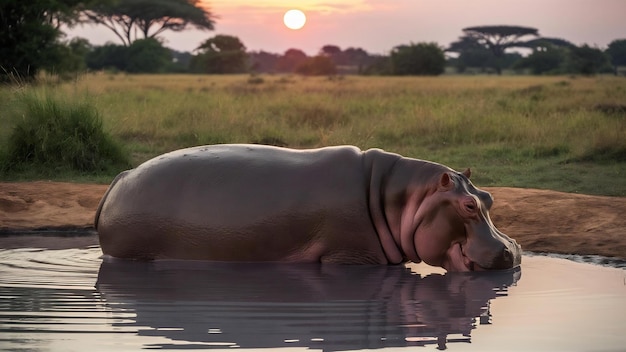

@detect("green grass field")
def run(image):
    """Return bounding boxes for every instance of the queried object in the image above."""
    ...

[1,74,625,196]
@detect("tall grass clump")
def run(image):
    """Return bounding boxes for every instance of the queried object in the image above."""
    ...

[1,92,130,176]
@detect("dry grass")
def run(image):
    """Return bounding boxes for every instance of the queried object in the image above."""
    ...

[1,74,624,195]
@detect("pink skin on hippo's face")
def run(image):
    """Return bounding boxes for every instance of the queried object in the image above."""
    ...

[402,170,521,272]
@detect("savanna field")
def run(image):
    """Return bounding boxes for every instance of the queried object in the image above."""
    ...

[1,74,625,196]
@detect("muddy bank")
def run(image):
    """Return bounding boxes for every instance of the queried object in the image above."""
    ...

[0,182,624,259]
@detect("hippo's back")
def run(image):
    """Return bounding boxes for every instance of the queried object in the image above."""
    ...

[96,144,381,261]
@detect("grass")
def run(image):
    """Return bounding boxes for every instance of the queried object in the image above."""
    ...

[1,73,624,196]
[0,88,130,177]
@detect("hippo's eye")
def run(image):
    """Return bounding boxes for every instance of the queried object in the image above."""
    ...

[464,200,477,213]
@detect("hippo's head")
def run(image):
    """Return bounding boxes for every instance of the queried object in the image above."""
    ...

[401,169,522,272]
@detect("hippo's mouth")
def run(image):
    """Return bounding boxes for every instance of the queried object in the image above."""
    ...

[445,242,477,272]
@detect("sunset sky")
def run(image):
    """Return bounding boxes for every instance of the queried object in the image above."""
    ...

[69,0,626,55]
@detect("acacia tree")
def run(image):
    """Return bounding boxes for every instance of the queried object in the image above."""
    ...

[80,0,215,46]
[462,25,539,74]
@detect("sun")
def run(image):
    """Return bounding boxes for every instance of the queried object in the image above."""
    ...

[283,9,306,30]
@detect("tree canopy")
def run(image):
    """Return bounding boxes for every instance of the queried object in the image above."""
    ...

[566,44,612,75]
[463,25,539,46]
[320,45,341,57]
[85,38,172,73]
[276,49,307,73]
[390,42,446,75]
[190,35,248,74]
[522,37,575,50]
[513,46,567,75]
[79,0,215,46]
[0,0,83,81]
[606,39,626,73]
[512,37,574,75]
[461,25,539,74]
[447,35,496,73]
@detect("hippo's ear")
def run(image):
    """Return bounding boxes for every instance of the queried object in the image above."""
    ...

[438,172,455,191]
[462,168,471,179]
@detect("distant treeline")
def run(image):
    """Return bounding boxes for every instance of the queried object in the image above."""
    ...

[50,34,625,78]
[79,38,448,76]
[2,0,625,81]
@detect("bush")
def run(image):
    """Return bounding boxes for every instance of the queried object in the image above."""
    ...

[566,45,613,75]
[390,42,446,75]
[2,93,130,175]
[86,39,172,73]
[86,43,128,72]
[125,38,172,73]
[513,48,567,74]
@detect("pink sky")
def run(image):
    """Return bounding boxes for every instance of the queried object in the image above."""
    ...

[68,0,626,55]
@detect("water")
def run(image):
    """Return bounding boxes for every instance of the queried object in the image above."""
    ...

[0,234,624,352]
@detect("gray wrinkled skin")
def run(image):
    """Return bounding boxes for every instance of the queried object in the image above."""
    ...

[95,144,521,271]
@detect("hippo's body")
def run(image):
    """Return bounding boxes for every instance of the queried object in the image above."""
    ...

[96,144,521,271]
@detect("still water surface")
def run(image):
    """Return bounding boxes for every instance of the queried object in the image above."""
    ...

[0,234,624,351]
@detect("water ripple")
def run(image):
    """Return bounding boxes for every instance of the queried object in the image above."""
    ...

[1,235,623,351]
[0,246,102,290]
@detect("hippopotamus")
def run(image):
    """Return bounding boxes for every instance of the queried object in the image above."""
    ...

[95,144,521,271]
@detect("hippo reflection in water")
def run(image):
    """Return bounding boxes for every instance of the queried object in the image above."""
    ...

[96,260,521,350]
[95,144,522,271]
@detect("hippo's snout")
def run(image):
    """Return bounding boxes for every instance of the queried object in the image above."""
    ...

[465,222,522,271]
[488,242,520,270]
[491,235,522,270]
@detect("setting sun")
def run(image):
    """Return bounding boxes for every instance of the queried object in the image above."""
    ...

[283,9,306,30]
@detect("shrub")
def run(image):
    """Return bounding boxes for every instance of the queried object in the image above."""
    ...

[2,93,130,175]
[390,42,446,75]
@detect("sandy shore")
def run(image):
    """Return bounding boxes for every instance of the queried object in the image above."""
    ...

[0,181,624,260]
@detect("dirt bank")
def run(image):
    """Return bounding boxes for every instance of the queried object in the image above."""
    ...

[0,181,624,259]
